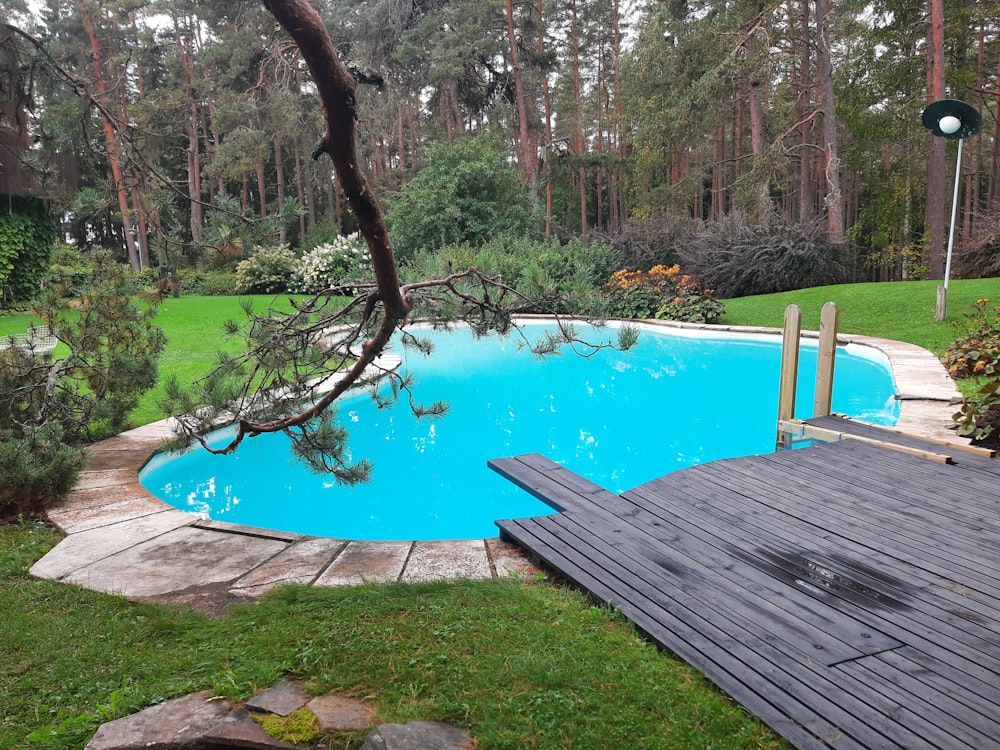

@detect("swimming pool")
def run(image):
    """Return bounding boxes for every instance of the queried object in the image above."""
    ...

[140,321,899,541]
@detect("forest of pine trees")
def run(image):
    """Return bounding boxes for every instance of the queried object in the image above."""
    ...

[3,0,1000,287]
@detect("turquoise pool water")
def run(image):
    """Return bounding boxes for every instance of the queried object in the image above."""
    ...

[140,321,899,541]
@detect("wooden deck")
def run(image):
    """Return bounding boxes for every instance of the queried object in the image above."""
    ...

[489,420,1000,750]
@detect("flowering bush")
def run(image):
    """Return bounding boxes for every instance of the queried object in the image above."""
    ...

[290,234,372,294]
[602,264,724,323]
[234,244,298,294]
[944,298,1000,379]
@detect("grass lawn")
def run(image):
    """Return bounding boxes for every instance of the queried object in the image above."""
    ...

[3,279,996,749]
[0,294,319,427]
[720,277,998,356]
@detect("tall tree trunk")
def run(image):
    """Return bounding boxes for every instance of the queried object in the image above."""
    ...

[570,0,587,235]
[257,150,268,219]
[275,138,287,243]
[504,0,535,180]
[538,0,554,239]
[78,0,140,269]
[815,0,843,242]
[796,0,814,223]
[174,15,204,262]
[294,141,309,237]
[925,0,947,278]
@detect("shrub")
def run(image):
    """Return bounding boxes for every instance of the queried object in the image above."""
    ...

[676,215,848,299]
[405,236,615,314]
[943,298,1000,379]
[602,264,724,323]
[178,270,239,296]
[44,244,96,297]
[291,234,372,293]
[235,244,298,294]
[946,299,1000,448]
[387,136,536,260]
[951,380,1000,446]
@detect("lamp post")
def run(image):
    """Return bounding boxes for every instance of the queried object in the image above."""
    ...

[921,99,982,321]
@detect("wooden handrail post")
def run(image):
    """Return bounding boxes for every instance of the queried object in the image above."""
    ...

[813,302,839,417]
[776,304,802,450]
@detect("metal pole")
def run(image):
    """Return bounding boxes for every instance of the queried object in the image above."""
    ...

[944,137,963,291]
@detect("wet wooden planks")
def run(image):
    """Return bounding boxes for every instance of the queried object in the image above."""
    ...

[489,438,1000,750]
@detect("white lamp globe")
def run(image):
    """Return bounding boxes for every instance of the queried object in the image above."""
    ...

[939,115,962,135]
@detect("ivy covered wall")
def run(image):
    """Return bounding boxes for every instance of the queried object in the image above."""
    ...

[0,195,56,305]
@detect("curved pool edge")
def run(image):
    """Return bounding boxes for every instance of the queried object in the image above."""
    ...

[31,320,962,602]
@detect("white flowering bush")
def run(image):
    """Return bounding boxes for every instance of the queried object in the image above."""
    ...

[291,233,372,293]
[234,244,298,294]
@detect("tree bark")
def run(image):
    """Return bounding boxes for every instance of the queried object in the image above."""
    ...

[77,0,140,270]
[815,0,843,242]
[504,0,535,180]
[925,0,947,278]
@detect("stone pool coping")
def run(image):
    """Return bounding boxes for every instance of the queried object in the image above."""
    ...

[29,320,962,606]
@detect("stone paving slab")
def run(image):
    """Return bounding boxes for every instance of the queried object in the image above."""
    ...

[245,677,309,717]
[401,540,491,583]
[30,510,194,581]
[231,536,348,597]
[84,691,231,750]
[486,536,542,579]
[61,525,289,598]
[46,495,173,535]
[306,693,377,732]
[314,540,412,587]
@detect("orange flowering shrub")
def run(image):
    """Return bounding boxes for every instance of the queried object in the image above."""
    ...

[944,298,1000,379]
[602,264,724,323]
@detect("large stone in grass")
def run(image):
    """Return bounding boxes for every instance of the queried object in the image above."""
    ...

[245,677,309,717]
[359,721,472,750]
[83,691,232,749]
[202,707,302,749]
[307,692,377,732]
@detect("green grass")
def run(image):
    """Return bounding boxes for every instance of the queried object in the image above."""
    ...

[1,521,786,750]
[720,278,999,356]
[0,295,319,427]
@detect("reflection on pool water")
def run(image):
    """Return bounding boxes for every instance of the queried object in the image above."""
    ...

[140,321,899,541]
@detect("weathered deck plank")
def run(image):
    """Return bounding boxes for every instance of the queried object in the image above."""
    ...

[490,437,1000,750]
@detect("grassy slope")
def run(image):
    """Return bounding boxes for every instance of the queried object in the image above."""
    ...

[719,278,998,355]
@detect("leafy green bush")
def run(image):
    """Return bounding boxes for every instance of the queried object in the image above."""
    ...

[387,136,536,260]
[951,380,1000,445]
[178,270,238,296]
[602,264,724,323]
[947,299,1000,448]
[406,235,614,314]
[290,233,371,293]
[235,244,298,294]
[44,244,96,297]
